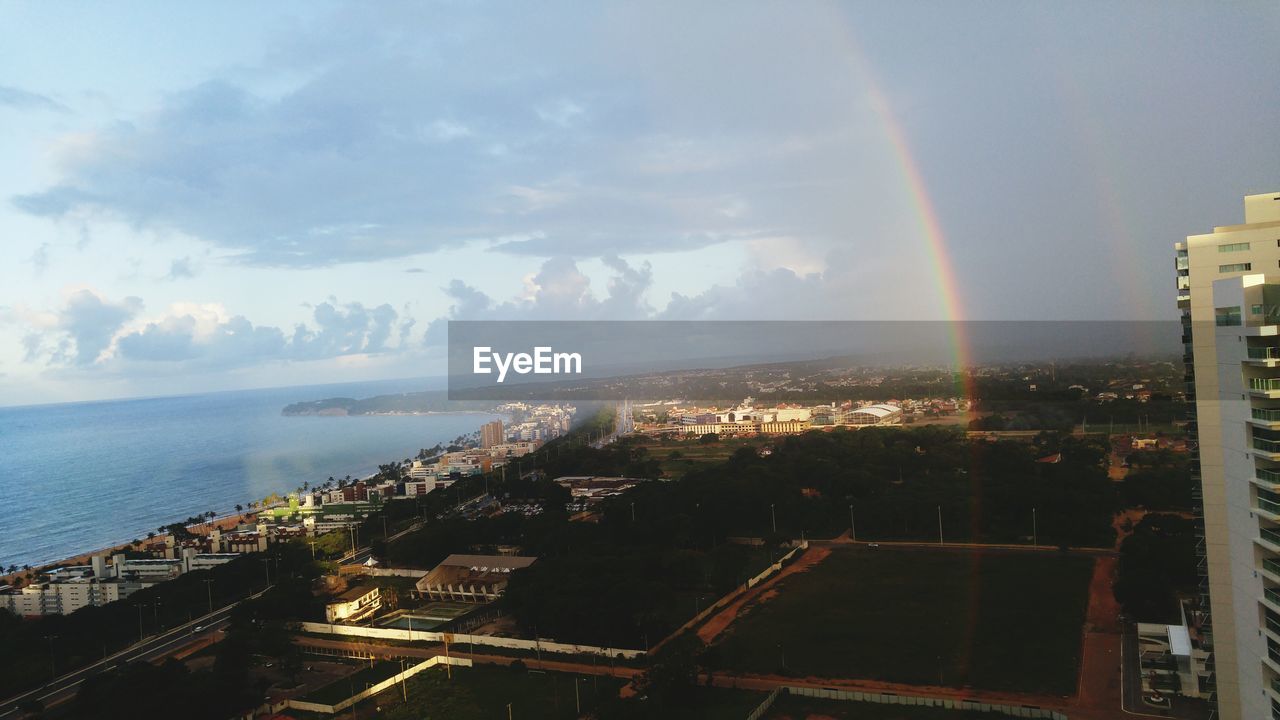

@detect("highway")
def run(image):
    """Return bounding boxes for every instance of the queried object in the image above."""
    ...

[0,596,253,718]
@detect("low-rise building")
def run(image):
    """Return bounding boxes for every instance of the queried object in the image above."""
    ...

[414,554,536,603]
[325,584,382,623]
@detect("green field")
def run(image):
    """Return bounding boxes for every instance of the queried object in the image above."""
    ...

[707,547,1094,695]
[623,686,770,720]
[765,695,1020,719]
[298,660,402,706]
[371,665,626,720]
[646,436,765,479]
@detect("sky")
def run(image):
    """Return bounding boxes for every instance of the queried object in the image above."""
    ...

[0,1,1277,406]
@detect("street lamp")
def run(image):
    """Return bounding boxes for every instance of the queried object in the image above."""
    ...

[203,578,214,615]
[849,504,856,543]
[45,634,57,678]
[770,503,777,534]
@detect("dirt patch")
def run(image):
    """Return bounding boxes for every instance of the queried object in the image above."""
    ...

[696,546,831,645]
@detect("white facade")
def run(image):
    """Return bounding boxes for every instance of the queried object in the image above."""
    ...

[1179,191,1280,720]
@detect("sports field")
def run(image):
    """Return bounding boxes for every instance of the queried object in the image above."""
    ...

[707,546,1095,695]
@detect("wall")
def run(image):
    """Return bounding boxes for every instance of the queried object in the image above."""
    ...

[747,686,1069,720]
[297,621,646,660]
[649,542,806,654]
[286,655,472,714]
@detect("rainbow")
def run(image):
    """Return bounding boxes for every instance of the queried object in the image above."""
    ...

[841,21,987,676]
[840,30,975,400]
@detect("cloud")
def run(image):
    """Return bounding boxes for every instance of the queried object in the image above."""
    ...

[290,301,399,358]
[0,85,69,113]
[10,4,901,267]
[29,243,50,273]
[423,255,654,347]
[22,293,416,373]
[46,290,144,365]
[166,257,196,280]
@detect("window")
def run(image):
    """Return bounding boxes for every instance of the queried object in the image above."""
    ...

[1219,262,1252,273]
[1254,305,1266,315]
[1216,306,1242,326]
[1219,242,1251,252]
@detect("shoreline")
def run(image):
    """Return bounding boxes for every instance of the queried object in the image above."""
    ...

[2,409,500,587]
[0,506,276,588]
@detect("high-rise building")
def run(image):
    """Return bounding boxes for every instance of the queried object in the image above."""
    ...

[1178,191,1280,720]
[480,420,504,449]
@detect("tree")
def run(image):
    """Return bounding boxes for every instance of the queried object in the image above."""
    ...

[1114,514,1197,622]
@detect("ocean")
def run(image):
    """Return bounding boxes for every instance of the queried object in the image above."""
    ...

[0,379,498,570]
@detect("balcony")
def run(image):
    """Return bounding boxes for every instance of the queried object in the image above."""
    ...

[1253,378,1280,397]
[1262,468,1280,485]
[1263,497,1280,518]
[1253,347,1280,361]
[1267,560,1280,581]
[1263,529,1280,552]
[1257,439,1280,458]
[1258,409,1280,423]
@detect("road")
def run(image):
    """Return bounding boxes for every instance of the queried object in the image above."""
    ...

[0,546,412,718]
[0,597,253,718]
[0,516,425,717]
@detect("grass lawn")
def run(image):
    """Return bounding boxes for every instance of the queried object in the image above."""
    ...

[299,660,402,706]
[646,436,765,479]
[707,547,1094,696]
[369,665,627,720]
[619,686,769,720]
[765,695,1020,719]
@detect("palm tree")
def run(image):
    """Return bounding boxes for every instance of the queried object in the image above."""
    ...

[235,504,244,514]
[146,532,156,541]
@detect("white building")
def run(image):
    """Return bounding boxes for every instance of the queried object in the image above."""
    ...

[842,403,903,426]
[1177,190,1280,720]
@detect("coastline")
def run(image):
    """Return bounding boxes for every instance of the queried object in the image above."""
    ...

[0,506,274,588]
[2,397,503,586]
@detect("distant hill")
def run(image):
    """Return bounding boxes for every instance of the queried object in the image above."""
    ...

[282,390,493,416]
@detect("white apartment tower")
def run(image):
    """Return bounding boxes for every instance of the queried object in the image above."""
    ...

[1179,191,1280,720]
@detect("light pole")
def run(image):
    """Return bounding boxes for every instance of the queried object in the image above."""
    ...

[400,658,408,702]
[137,604,145,642]
[1032,507,1038,548]
[936,505,944,546]
[45,634,57,678]
[203,578,214,615]
[849,504,856,543]
[771,504,777,534]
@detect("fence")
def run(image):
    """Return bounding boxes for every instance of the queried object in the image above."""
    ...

[744,686,1069,720]
[649,541,808,654]
[744,687,782,720]
[297,621,646,660]
[303,541,809,662]
[285,655,471,714]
